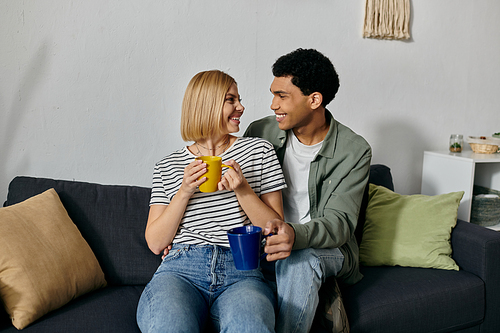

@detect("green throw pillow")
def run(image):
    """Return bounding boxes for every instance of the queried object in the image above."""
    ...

[360,184,464,270]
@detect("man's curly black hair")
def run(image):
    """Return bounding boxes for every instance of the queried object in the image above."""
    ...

[272,48,340,107]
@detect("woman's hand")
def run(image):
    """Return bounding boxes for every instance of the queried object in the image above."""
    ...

[179,159,207,197]
[218,159,246,191]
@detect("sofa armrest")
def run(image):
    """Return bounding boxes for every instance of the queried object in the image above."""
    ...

[451,219,500,331]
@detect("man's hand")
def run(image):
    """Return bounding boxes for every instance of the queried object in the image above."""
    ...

[161,244,172,260]
[264,218,295,261]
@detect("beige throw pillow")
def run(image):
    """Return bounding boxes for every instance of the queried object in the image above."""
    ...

[0,189,107,329]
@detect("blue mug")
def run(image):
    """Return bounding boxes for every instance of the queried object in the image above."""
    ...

[227,226,271,270]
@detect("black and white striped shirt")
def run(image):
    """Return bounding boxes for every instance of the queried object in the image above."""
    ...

[150,137,286,247]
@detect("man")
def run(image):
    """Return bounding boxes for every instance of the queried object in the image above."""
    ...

[244,48,372,333]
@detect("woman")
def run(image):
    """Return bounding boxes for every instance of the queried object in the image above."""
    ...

[136,70,286,333]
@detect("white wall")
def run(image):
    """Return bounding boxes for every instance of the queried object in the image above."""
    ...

[2,0,500,203]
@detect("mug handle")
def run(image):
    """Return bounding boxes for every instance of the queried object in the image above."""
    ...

[221,164,234,170]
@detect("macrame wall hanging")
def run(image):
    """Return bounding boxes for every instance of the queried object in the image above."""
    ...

[363,0,411,40]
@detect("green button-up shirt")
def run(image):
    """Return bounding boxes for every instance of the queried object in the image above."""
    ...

[244,110,372,284]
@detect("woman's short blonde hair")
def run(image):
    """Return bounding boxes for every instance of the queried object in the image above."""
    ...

[180,70,236,142]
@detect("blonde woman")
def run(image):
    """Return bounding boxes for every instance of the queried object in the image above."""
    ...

[136,70,286,333]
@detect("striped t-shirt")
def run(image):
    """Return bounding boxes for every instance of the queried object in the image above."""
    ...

[150,137,286,247]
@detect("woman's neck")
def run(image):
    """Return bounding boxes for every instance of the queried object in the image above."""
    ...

[193,134,232,156]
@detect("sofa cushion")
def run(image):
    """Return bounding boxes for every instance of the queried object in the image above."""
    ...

[355,164,394,245]
[5,176,161,286]
[0,287,143,333]
[360,184,463,270]
[342,266,484,333]
[0,189,107,329]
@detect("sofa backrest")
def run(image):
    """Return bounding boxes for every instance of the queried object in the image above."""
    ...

[355,164,394,245]
[4,165,393,284]
[5,176,161,286]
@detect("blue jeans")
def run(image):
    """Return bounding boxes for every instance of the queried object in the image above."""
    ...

[136,244,276,333]
[268,247,344,333]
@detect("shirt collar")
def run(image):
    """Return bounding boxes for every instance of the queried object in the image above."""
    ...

[317,109,337,159]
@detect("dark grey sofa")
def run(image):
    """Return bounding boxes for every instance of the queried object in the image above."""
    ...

[1,165,499,332]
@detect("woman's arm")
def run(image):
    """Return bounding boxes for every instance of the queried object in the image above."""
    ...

[219,159,284,228]
[145,159,207,254]
[244,189,284,228]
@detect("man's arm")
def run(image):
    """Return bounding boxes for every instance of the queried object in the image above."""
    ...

[291,152,371,250]
[263,150,371,260]
[246,116,371,257]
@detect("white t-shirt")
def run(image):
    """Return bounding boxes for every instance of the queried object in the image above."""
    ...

[150,137,286,247]
[282,131,323,224]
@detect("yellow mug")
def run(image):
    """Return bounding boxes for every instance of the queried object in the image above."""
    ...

[195,156,234,193]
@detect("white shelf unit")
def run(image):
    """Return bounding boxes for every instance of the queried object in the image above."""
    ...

[421,151,500,230]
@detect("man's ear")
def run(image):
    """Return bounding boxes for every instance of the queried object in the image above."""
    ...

[309,92,323,110]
